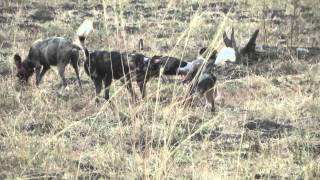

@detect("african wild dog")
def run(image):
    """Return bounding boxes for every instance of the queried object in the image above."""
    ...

[83,50,135,101]
[181,48,217,82]
[13,20,93,91]
[81,33,161,101]
[223,28,259,64]
[83,50,162,101]
[14,37,83,90]
[132,53,162,98]
[182,48,218,112]
[182,46,239,112]
[181,28,259,111]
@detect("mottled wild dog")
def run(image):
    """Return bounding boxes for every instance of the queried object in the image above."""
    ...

[183,48,218,112]
[183,46,238,112]
[183,28,258,110]
[13,20,93,91]
[14,38,82,89]
[182,47,218,83]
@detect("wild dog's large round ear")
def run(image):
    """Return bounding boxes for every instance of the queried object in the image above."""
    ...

[154,59,161,64]
[151,56,162,64]
[138,39,144,51]
[209,50,218,60]
[14,54,22,67]
[128,50,137,58]
[241,29,260,54]
[223,31,232,48]
[199,47,208,55]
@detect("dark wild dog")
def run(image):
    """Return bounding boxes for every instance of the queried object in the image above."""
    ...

[150,47,216,84]
[81,30,161,101]
[159,56,191,76]
[132,53,162,98]
[83,50,135,101]
[159,47,217,76]
[138,39,193,76]
[83,50,161,101]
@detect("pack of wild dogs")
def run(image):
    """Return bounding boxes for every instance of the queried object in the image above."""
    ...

[13,20,260,112]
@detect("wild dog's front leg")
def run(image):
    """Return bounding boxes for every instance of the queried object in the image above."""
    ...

[126,81,137,103]
[205,88,215,112]
[36,65,50,86]
[93,78,102,97]
[138,81,146,98]
[35,66,42,86]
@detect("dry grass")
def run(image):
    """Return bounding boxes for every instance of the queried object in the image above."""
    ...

[0,0,319,179]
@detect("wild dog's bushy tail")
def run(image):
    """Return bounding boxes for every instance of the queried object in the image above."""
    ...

[74,19,93,57]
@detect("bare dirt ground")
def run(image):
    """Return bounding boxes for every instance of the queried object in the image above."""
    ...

[0,0,319,179]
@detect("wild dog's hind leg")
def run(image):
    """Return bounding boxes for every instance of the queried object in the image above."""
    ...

[70,50,82,92]
[58,64,67,88]
[39,65,50,84]
[93,78,103,103]
[103,78,112,101]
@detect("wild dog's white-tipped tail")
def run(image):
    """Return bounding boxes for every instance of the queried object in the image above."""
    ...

[77,19,93,38]
[75,19,93,51]
[215,47,236,65]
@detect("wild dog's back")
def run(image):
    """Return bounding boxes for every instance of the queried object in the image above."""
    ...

[84,50,130,79]
[28,37,78,66]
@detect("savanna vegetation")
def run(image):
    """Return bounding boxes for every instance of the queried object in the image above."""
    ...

[0,0,319,179]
